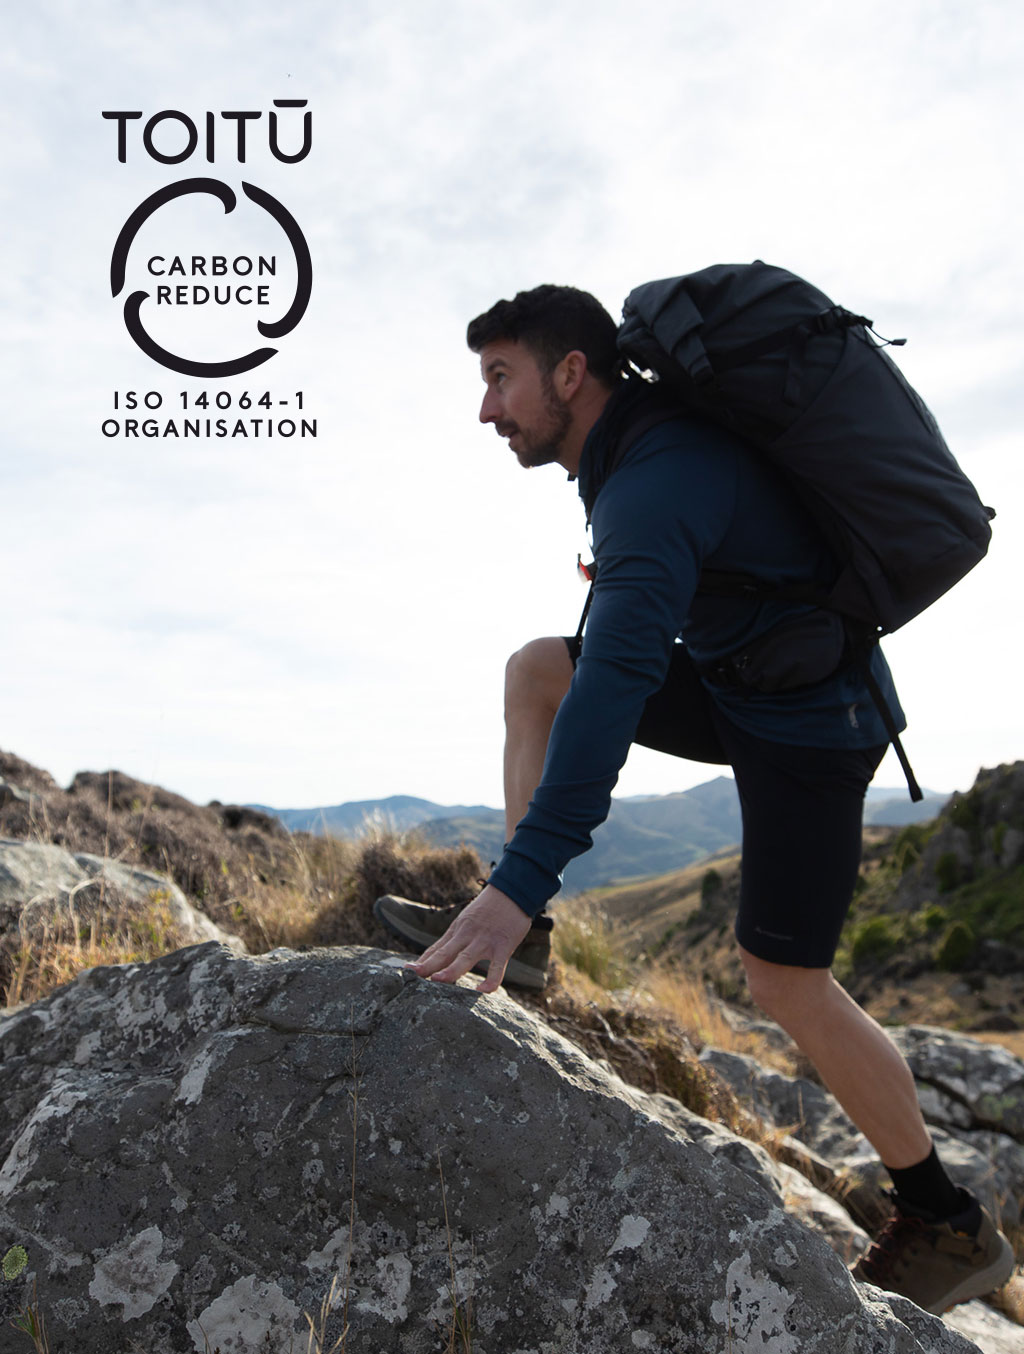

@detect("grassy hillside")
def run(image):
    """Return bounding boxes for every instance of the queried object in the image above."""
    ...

[422,776,745,893]
[835,766,1024,1037]
[256,780,949,895]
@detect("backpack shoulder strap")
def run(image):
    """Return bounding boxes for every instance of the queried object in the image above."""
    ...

[582,376,683,520]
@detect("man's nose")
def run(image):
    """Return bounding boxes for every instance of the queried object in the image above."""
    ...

[479,389,499,424]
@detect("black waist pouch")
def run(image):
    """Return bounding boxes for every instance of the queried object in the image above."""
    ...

[698,610,848,694]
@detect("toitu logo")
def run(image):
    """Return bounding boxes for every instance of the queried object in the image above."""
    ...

[110,177,312,378]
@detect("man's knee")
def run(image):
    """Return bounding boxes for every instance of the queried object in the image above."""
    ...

[505,637,574,715]
[739,945,831,1026]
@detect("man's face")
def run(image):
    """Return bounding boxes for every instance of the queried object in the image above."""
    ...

[478,340,571,469]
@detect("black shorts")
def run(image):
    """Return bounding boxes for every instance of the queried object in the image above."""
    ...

[564,637,887,968]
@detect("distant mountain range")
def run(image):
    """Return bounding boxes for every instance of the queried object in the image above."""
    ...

[248,794,495,837]
[253,780,949,894]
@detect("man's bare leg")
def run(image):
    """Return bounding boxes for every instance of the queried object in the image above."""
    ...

[503,637,574,841]
[406,637,573,992]
[739,946,932,1167]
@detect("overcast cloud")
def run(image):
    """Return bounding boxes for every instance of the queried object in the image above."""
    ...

[2,0,1022,810]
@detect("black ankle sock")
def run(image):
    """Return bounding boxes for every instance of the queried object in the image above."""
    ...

[885,1145,964,1220]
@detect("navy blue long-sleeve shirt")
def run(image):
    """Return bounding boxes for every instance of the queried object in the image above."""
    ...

[489,393,904,918]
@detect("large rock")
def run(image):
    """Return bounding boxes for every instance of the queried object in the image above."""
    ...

[0,753,297,947]
[646,1088,872,1261]
[889,1026,1024,1141]
[0,944,982,1354]
[945,1299,1024,1354]
[699,1038,1024,1238]
[699,1047,864,1161]
[0,838,242,959]
[700,1033,1024,1353]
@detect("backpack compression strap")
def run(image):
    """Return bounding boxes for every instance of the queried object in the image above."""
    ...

[858,649,924,802]
[708,306,904,406]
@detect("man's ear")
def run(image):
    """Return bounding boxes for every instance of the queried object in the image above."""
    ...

[554,349,588,401]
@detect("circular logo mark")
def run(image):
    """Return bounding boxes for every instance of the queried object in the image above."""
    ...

[110,177,312,377]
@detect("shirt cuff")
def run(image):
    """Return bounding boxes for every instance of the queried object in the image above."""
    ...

[487,851,559,920]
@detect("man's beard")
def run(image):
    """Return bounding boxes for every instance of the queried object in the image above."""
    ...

[503,374,572,468]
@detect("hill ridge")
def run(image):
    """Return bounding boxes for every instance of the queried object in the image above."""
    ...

[254,779,950,893]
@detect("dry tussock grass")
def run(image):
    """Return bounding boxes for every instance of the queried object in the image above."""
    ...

[548,893,799,1074]
[0,754,305,948]
[993,1268,1024,1324]
[639,962,800,1077]
[550,896,635,991]
[3,897,190,1008]
[0,746,488,1012]
[0,825,484,1011]
[296,828,482,950]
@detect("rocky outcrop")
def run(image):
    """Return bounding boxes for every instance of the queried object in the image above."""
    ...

[892,761,1024,911]
[0,944,985,1354]
[0,778,36,810]
[700,1017,1024,1352]
[916,763,1024,879]
[701,1025,1024,1228]
[0,838,243,975]
[888,1025,1024,1141]
[0,839,242,1012]
[0,752,295,943]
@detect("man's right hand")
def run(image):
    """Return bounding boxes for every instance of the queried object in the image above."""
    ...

[407,884,533,993]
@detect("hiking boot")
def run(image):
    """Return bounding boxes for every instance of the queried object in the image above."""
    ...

[372,894,551,991]
[851,1188,1015,1314]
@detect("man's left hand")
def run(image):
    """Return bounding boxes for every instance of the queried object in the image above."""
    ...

[408,885,532,993]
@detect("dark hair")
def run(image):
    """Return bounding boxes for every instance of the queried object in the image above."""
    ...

[466,284,620,387]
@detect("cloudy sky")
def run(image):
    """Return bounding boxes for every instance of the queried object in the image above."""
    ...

[2,0,1022,814]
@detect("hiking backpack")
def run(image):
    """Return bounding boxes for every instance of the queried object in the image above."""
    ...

[600,261,995,800]
[616,260,995,635]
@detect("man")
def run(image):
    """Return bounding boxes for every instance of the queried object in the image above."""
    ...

[373,284,1014,1314]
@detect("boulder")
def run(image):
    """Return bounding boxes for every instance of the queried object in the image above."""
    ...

[889,1026,1024,1140]
[944,1299,1024,1354]
[634,1088,872,1261]
[0,838,242,963]
[0,753,299,946]
[0,778,35,810]
[700,1034,1024,1236]
[699,1047,864,1161]
[0,944,982,1354]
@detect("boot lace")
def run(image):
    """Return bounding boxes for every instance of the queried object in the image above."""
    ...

[858,1211,931,1283]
